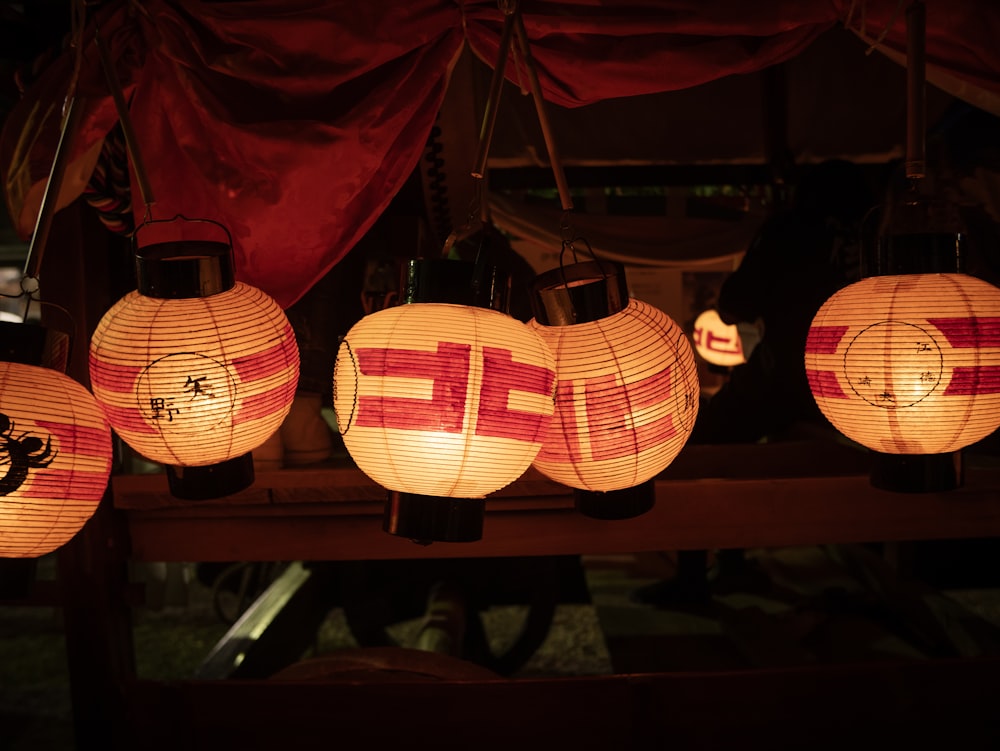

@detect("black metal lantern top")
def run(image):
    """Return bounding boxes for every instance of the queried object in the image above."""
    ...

[530,260,630,326]
[873,197,964,277]
[135,241,236,299]
[401,257,510,312]
[0,320,70,371]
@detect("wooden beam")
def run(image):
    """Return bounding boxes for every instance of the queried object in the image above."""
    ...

[122,657,1000,750]
[111,441,1000,563]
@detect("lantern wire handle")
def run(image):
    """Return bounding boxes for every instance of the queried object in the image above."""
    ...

[132,214,234,251]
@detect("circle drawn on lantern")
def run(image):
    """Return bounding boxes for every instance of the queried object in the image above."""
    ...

[843,321,944,409]
[135,353,237,430]
[332,339,358,435]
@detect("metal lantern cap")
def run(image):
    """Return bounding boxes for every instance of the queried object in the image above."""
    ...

[136,241,236,299]
[0,320,70,371]
[531,260,630,326]
[874,198,964,276]
[402,258,510,311]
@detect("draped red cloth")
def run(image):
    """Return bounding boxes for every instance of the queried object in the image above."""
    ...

[2,0,999,308]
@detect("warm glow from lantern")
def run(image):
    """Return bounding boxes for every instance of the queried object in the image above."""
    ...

[529,299,700,492]
[0,362,112,557]
[693,308,746,367]
[806,273,1000,454]
[89,282,299,466]
[333,303,556,498]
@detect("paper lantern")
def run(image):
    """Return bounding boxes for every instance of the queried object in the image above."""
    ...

[692,309,753,367]
[806,272,1000,456]
[528,261,700,518]
[0,323,112,557]
[334,259,555,541]
[90,235,298,499]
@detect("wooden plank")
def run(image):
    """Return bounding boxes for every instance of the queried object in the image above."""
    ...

[122,469,1000,562]
[122,657,1000,750]
[110,440,875,510]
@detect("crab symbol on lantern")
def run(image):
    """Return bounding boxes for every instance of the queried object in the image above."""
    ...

[0,412,57,496]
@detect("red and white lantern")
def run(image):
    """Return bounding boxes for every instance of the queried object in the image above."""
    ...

[693,308,761,367]
[693,308,744,366]
[90,234,298,498]
[806,273,1000,455]
[528,261,699,517]
[334,304,555,498]
[333,259,556,541]
[1,323,112,557]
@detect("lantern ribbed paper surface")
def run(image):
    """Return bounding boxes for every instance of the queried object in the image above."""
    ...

[529,299,700,492]
[0,362,112,557]
[806,273,1000,454]
[334,303,556,498]
[693,309,746,367]
[89,283,299,467]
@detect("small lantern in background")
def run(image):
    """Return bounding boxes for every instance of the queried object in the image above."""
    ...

[89,219,299,500]
[334,258,556,542]
[528,260,700,519]
[692,308,761,367]
[806,272,1000,456]
[0,322,112,557]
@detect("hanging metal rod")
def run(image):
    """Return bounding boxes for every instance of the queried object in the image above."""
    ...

[95,26,156,211]
[470,0,574,213]
[905,0,926,180]
[22,97,84,283]
[512,8,574,212]
[472,4,518,180]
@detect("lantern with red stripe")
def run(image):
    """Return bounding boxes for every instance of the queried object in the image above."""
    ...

[528,261,699,519]
[90,223,298,499]
[334,259,556,542]
[806,272,1000,456]
[0,323,113,557]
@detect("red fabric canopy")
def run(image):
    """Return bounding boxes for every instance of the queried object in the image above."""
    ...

[2,0,998,308]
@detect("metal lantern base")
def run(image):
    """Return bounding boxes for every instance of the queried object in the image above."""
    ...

[575,479,655,520]
[383,492,486,543]
[166,452,255,500]
[0,320,70,371]
[869,451,963,493]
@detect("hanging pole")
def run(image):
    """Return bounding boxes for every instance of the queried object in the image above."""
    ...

[512,8,573,213]
[22,97,84,283]
[95,28,155,212]
[471,3,517,180]
[905,0,926,181]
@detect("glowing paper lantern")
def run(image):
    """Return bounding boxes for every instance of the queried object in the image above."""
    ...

[0,324,112,557]
[334,259,556,541]
[528,261,700,518]
[806,273,1000,456]
[693,309,747,367]
[90,235,298,499]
